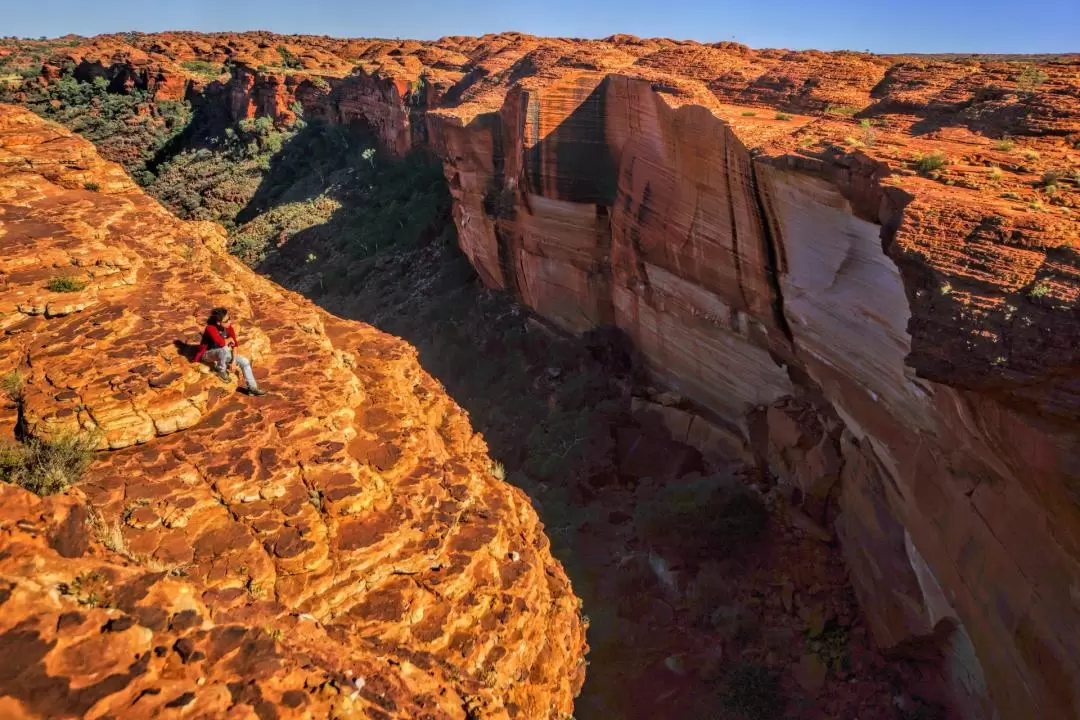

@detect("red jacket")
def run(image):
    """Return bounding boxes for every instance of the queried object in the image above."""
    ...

[193,323,237,363]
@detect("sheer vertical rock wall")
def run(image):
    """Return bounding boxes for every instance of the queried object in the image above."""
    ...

[428,70,1080,720]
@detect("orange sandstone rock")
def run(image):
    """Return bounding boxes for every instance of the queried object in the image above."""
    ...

[0,105,586,719]
[5,31,1080,719]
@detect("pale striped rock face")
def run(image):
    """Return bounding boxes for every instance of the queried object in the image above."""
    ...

[0,105,586,720]
[420,47,1080,720]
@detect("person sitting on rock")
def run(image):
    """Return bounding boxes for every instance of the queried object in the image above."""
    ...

[193,306,266,396]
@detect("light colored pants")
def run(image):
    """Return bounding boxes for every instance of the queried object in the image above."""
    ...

[205,347,258,390]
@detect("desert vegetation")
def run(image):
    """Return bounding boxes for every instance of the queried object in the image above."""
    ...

[180,59,224,78]
[915,151,949,175]
[0,71,192,178]
[0,433,97,496]
[0,370,23,404]
[47,275,87,292]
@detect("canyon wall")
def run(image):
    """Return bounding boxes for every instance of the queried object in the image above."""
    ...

[0,104,586,718]
[426,63,1080,720]
[4,32,1078,719]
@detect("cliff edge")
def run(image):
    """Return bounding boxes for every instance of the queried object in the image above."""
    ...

[0,104,586,719]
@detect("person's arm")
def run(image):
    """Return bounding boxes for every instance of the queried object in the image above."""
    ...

[226,324,238,348]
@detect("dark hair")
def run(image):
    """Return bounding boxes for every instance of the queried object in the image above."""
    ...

[207,307,229,325]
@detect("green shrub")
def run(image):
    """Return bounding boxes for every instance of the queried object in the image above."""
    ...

[915,151,948,175]
[993,138,1015,151]
[775,112,793,120]
[47,275,87,293]
[482,179,516,219]
[633,474,767,562]
[276,45,302,70]
[1030,280,1051,297]
[825,105,860,116]
[83,181,100,192]
[1015,65,1048,92]
[63,570,113,607]
[860,118,877,147]
[1042,169,1064,188]
[1,370,23,403]
[180,59,223,78]
[0,433,98,496]
[180,194,201,213]
[741,110,757,117]
[263,132,284,155]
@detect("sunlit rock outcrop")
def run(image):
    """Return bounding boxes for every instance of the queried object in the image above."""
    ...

[0,105,586,719]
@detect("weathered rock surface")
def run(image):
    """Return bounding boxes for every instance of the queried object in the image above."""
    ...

[0,105,586,718]
[5,31,1080,719]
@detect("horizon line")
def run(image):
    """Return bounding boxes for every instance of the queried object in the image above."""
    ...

[5,29,1078,58]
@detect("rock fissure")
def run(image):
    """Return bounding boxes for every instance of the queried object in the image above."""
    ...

[749,159,796,347]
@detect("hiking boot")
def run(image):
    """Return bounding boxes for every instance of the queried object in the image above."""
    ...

[215,369,231,384]
[247,387,266,396]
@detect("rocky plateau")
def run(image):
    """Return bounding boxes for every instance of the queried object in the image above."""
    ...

[1,30,1079,720]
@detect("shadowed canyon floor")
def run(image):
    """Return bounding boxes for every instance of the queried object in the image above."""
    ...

[262,203,952,720]
[1,30,1079,720]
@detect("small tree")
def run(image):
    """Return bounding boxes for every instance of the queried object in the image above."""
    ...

[276,46,302,70]
[0,370,23,404]
[1015,65,1048,93]
[859,119,877,147]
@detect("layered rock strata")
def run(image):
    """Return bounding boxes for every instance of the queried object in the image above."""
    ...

[4,31,1079,719]
[415,43,1079,720]
[0,105,586,719]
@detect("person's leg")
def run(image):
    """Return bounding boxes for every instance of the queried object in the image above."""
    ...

[206,347,226,372]
[205,348,230,382]
[234,354,259,391]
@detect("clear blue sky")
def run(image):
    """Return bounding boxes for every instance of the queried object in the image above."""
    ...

[6,0,1078,54]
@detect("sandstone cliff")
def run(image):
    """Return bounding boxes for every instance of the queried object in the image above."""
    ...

[4,31,1080,719]
[419,45,1080,720]
[0,105,586,719]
